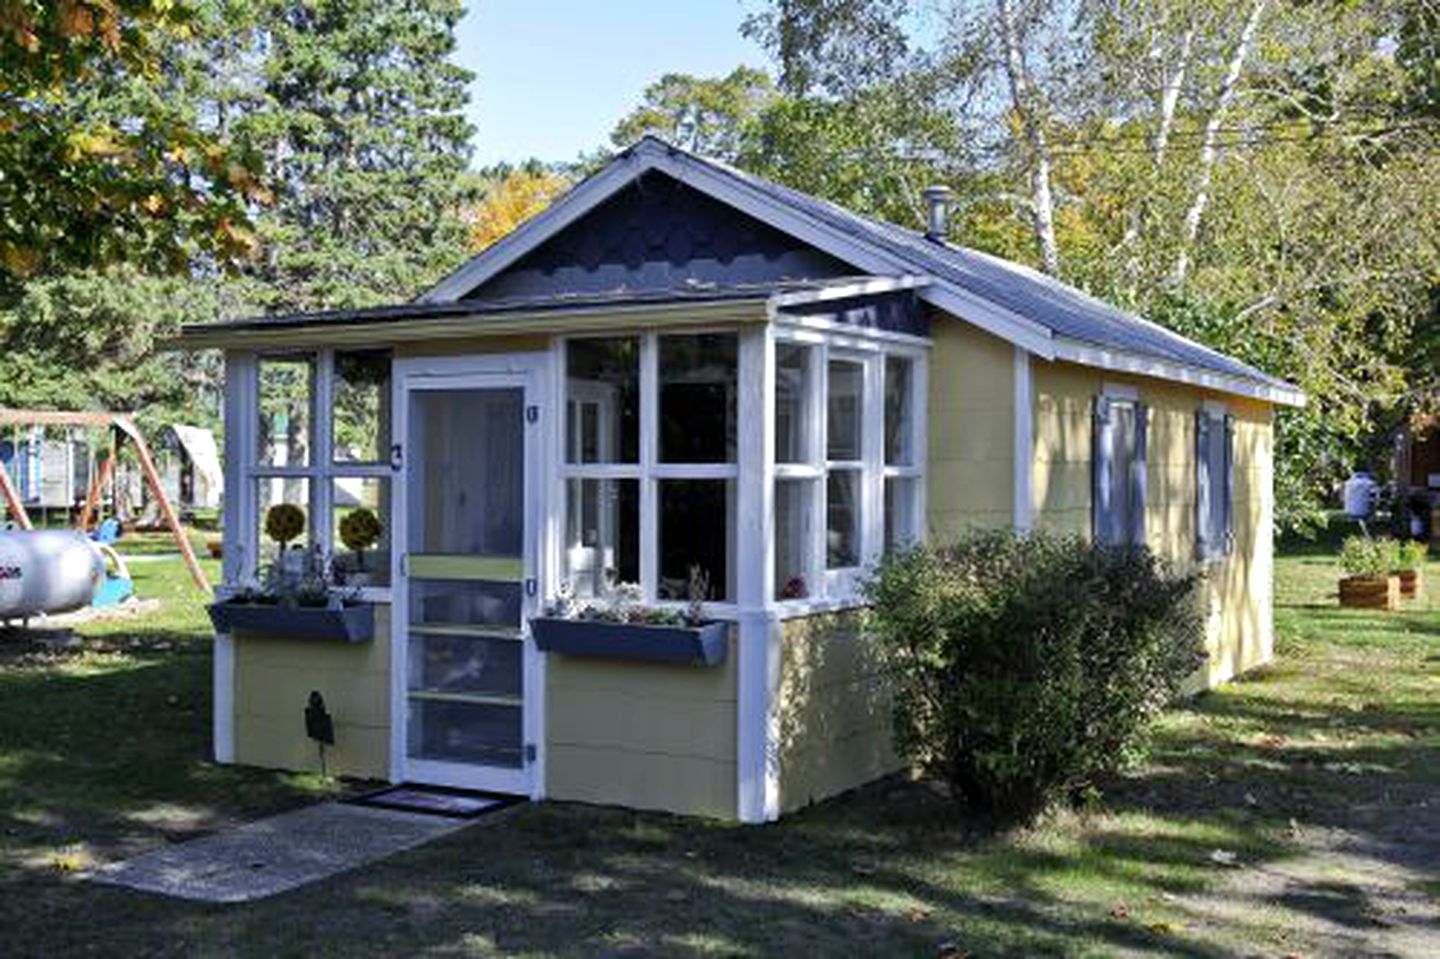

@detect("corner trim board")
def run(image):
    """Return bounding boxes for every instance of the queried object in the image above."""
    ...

[1013,347,1033,531]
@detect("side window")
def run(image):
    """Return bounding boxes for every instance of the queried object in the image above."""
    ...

[1093,395,1148,547]
[1196,409,1235,561]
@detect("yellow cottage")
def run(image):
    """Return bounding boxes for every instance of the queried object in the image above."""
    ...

[179,137,1305,823]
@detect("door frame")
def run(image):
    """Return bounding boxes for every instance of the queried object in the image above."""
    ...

[388,351,552,798]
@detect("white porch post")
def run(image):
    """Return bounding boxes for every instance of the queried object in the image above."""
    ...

[1013,346,1033,532]
[736,324,781,823]
[216,350,257,764]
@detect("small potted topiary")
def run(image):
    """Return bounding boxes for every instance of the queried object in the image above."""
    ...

[1338,535,1399,610]
[338,507,383,587]
[1394,539,1428,600]
[265,503,307,576]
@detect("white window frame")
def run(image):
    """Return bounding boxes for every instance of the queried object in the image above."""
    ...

[555,329,742,615]
[771,325,928,613]
[243,348,394,601]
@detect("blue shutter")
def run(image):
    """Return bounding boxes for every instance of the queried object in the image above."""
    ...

[1093,396,1113,544]
[1223,415,1236,554]
[1196,410,1212,561]
[1131,402,1148,547]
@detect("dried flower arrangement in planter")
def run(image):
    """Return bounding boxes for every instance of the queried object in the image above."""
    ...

[531,567,728,666]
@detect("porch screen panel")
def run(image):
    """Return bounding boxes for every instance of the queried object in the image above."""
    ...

[405,387,526,771]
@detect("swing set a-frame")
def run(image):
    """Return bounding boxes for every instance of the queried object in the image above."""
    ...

[0,410,210,592]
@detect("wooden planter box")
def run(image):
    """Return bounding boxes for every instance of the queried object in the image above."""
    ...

[530,617,729,667]
[207,599,375,643]
[1338,575,1399,610]
[1397,569,1424,600]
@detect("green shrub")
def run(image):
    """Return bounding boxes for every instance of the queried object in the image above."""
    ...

[1395,539,1428,572]
[1339,535,1396,578]
[863,529,1205,823]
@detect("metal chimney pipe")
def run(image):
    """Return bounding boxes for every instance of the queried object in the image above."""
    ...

[922,185,953,243]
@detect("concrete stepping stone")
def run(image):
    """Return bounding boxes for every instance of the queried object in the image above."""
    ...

[88,801,480,903]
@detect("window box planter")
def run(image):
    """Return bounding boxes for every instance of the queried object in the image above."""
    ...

[207,598,375,643]
[1337,575,1399,610]
[530,617,729,667]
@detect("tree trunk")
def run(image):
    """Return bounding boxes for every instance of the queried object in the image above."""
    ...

[1171,0,1268,287]
[997,0,1061,276]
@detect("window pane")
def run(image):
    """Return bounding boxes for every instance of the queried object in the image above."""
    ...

[257,477,310,566]
[660,333,737,463]
[566,338,640,463]
[884,476,919,553]
[775,479,815,599]
[332,477,391,587]
[775,343,814,464]
[884,356,914,466]
[659,479,733,601]
[562,478,640,599]
[258,355,314,467]
[826,470,860,569]
[827,360,863,461]
[333,349,391,464]
[1205,417,1226,548]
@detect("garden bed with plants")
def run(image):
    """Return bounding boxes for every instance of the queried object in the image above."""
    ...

[1337,534,1428,610]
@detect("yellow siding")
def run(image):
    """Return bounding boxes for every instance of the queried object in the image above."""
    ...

[233,605,392,779]
[777,612,902,814]
[1030,361,1275,685]
[927,319,1016,535]
[544,633,738,819]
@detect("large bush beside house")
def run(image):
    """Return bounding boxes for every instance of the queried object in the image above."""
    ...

[863,530,1205,823]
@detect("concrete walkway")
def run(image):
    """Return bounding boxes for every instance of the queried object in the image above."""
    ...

[88,801,480,903]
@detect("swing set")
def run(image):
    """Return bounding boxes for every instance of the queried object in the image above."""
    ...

[0,410,210,592]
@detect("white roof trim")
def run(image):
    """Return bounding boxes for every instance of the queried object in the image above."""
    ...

[1053,337,1307,408]
[766,274,930,312]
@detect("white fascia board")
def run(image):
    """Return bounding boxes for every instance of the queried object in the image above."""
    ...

[1054,337,1307,408]
[418,150,660,304]
[765,274,931,313]
[921,286,1055,359]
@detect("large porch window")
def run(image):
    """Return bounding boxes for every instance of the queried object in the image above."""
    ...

[772,332,925,604]
[560,332,738,605]
[249,348,393,586]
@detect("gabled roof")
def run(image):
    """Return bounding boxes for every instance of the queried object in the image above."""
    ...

[423,136,1303,407]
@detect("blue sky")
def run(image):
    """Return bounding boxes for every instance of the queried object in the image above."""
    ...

[455,1,769,168]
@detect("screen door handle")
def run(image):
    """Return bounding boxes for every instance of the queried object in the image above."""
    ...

[390,443,403,471]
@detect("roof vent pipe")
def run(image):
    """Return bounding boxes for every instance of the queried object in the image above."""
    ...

[922,185,953,243]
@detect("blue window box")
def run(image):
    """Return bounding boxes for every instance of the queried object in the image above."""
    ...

[207,599,375,644]
[530,617,729,667]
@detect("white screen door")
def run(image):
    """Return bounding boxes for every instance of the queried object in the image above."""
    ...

[392,356,546,794]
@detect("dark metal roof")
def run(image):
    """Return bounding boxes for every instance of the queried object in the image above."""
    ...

[680,144,1294,392]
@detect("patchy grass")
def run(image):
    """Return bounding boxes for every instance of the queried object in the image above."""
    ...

[0,550,1438,957]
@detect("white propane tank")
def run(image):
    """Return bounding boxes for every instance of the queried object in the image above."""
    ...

[0,530,106,621]
[1343,472,1378,520]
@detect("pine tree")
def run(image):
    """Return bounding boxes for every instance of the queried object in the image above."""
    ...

[235,0,477,312]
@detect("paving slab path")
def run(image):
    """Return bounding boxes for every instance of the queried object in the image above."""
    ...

[88,801,479,903]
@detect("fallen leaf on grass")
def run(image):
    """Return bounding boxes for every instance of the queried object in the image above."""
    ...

[1110,901,1130,921]
[1147,920,1184,935]
[906,908,931,923]
[1209,849,1239,867]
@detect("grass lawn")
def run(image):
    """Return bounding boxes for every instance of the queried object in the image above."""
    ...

[2,551,1438,957]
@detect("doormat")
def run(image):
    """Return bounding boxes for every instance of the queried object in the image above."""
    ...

[344,784,521,819]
